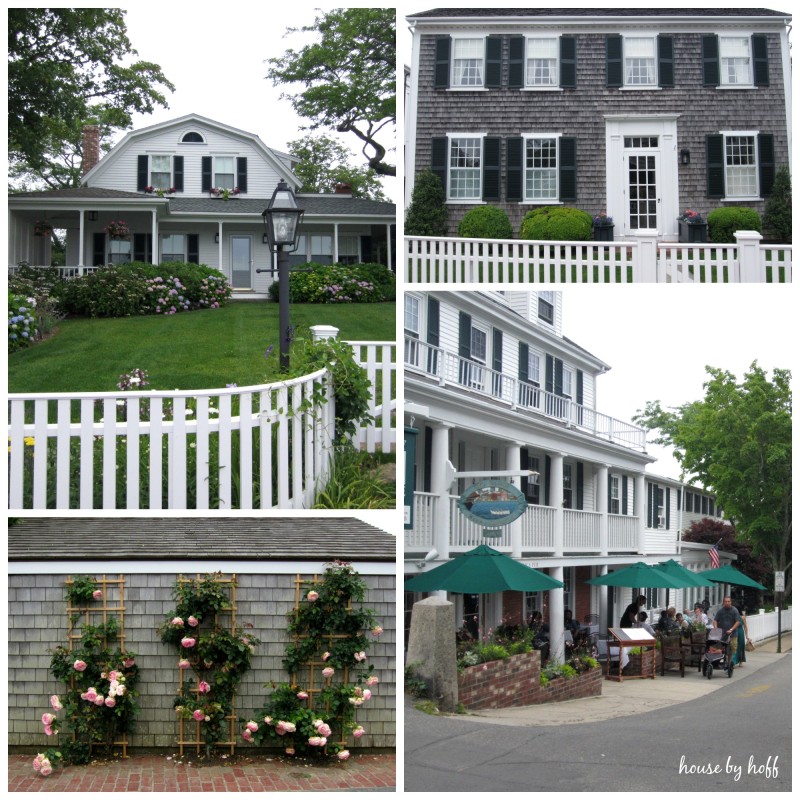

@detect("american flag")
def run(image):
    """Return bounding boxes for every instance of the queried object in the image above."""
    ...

[709,542,720,569]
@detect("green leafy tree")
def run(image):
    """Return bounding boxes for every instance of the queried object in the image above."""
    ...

[8,8,174,187]
[763,165,792,243]
[288,135,387,201]
[405,170,448,236]
[266,8,395,177]
[634,363,791,596]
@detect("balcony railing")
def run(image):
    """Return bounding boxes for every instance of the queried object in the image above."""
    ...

[405,337,646,451]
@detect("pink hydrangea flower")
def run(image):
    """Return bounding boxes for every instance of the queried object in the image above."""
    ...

[307,590,319,601]
[94,696,105,706]
[354,651,367,662]
[322,651,331,661]
[246,721,259,733]
[32,754,43,771]
[188,616,199,627]
[192,709,204,722]
[263,716,273,725]
[198,681,211,694]
[84,688,98,702]
[93,590,103,600]
[308,736,324,747]
[73,660,87,672]
[181,637,196,648]
[338,750,351,761]
[40,762,53,776]
[44,725,54,736]
[363,689,372,701]
[322,666,335,679]
[50,696,62,711]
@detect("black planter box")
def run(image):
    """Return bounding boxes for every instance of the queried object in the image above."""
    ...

[679,220,708,243]
[593,225,614,242]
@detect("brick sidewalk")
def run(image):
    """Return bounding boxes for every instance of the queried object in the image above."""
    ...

[8,752,396,792]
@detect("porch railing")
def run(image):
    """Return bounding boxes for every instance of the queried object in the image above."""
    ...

[8,371,334,510]
[406,337,646,452]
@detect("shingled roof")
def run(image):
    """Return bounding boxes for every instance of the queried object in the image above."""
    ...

[8,517,396,562]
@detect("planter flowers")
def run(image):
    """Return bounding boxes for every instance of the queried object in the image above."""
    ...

[592,212,614,241]
[209,187,241,200]
[143,185,176,197]
[678,209,708,243]
[104,220,131,240]
[33,220,53,237]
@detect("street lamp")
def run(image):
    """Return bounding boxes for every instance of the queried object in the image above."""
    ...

[260,180,304,370]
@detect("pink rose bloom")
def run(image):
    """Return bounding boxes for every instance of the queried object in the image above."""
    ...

[322,666,335,679]
[307,590,319,601]
[85,688,98,702]
[282,721,296,734]
[353,725,365,738]
[198,681,211,694]
[338,750,350,761]
[105,697,116,708]
[178,659,191,669]
[242,729,253,742]
[363,689,372,701]
[181,637,196,648]
[40,763,53,776]
[123,658,135,668]
[188,616,199,627]
[49,695,62,711]
[308,736,323,747]
[94,696,105,707]
[41,713,55,726]
[354,651,367,662]
[246,721,258,732]
[93,590,103,600]
[285,747,295,756]
[263,716,273,725]
[171,617,184,626]
[366,675,379,686]
[74,660,87,672]
[371,626,383,637]
[317,723,332,738]
[192,709,204,722]
[107,670,119,682]
[297,691,309,700]
[44,725,54,736]
[116,685,126,696]
[33,754,43,771]
[322,651,331,661]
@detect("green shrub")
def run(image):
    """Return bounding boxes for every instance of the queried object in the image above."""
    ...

[707,207,762,243]
[268,263,395,304]
[405,168,449,236]
[519,206,593,241]
[763,165,791,243]
[457,205,513,239]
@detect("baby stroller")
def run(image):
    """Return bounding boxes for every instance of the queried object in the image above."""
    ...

[701,628,734,679]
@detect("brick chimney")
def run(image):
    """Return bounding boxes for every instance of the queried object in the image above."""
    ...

[82,125,101,175]
[334,182,352,195]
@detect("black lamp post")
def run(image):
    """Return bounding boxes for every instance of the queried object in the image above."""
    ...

[260,181,304,371]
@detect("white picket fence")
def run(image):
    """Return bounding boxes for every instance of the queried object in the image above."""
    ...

[8,371,335,511]
[349,341,396,454]
[406,231,792,284]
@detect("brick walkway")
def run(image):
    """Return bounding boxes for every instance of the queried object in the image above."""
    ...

[9,752,396,792]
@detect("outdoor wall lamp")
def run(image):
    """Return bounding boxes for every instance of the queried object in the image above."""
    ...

[88,211,98,221]
[214,233,219,243]
[681,149,691,166]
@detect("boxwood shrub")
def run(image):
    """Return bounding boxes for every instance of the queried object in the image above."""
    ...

[457,205,513,239]
[268,263,395,304]
[707,207,762,243]
[519,206,593,241]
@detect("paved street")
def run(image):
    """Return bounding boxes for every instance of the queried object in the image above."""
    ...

[405,639,791,792]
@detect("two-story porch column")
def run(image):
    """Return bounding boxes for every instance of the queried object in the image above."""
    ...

[505,442,523,558]
[549,565,565,664]
[635,473,647,554]
[430,422,453,562]
[598,464,609,557]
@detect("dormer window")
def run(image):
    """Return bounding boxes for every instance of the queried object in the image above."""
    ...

[150,155,172,189]
[214,157,235,190]
[181,131,205,143]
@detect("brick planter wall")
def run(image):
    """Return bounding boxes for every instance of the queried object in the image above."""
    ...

[458,651,602,710]
[622,648,656,677]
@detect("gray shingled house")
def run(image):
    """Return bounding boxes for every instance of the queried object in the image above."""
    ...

[404,8,792,238]
[8,517,396,752]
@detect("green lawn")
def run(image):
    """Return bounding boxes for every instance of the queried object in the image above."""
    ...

[9,301,395,393]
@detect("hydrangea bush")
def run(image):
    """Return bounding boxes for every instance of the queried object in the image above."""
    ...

[268,263,395,304]
[8,292,38,352]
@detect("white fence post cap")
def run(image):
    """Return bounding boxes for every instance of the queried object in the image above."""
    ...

[310,324,340,341]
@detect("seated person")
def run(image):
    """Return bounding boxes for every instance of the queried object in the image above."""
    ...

[636,611,656,636]
[688,603,711,628]
[675,612,689,630]
[656,610,671,632]
[564,609,581,637]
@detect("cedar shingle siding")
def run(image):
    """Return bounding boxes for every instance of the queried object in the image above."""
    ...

[412,21,789,235]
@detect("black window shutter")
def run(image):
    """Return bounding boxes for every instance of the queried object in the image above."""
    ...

[752,34,769,86]
[606,35,622,88]
[554,358,564,396]
[137,155,149,191]
[560,36,576,88]
[702,35,720,87]
[187,233,199,264]
[483,137,501,201]
[706,135,725,198]
[426,297,440,347]
[508,35,524,88]
[92,232,106,266]
[520,448,529,497]
[236,157,248,193]
[647,482,655,528]
[492,328,503,373]
[658,35,674,88]
[758,133,775,196]
[558,137,577,202]
[173,156,184,192]
[518,342,529,382]
[458,312,472,359]
[576,369,583,406]
[434,36,451,89]
[576,462,584,511]
[201,156,213,192]
[665,488,671,530]
[506,137,523,202]
[545,354,554,393]
[431,137,448,196]
[622,476,628,516]
[423,426,433,492]
[485,36,502,88]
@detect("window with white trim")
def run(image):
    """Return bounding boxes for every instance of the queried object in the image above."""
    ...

[610,475,620,515]
[562,365,574,399]
[449,137,482,199]
[528,348,542,385]
[724,134,758,197]
[150,155,172,189]
[526,38,558,87]
[214,156,235,190]
[108,239,131,265]
[466,320,488,391]
[719,36,752,86]
[338,235,359,265]
[538,291,555,324]
[525,137,558,201]
[452,38,484,87]
[624,37,657,86]
[525,453,541,504]
[563,463,573,509]
[404,294,421,368]
[161,234,186,263]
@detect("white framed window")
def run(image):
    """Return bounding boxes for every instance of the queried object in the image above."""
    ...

[452,38,484,87]
[563,463,573,509]
[161,234,186,263]
[527,348,542,385]
[526,38,558,87]
[562,365,574,399]
[448,136,482,200]
[470,323,487,363]
[538,291,555,324]
[524,136,559,201]
[525,453,541,504]
[624,37,657,87]
[404,294,421,368]
[719,36,752,86]
[723,133,759,198]
[108,239,131,265]
[150,155,172,189]
[214,156,235,190]
[338,234,359,265]
[610,475,620,515]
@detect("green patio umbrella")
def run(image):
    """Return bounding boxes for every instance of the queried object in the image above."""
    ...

[657,559,716,588]
[585,561,687,589]
[404,544,564,594]
[696,564,768,590]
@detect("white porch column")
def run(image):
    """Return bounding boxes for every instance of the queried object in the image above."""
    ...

[598,464,609,557]
[635,473,647,554]
[333,222,339,264]
[78,210,86,266]
[505,442,523,558]
[597,564,609,635]
[549,565,565,664]
[386,222,393,271]
[430,422,453,562]
[550,452,564,557]
[217,222,223,271]
[151,210,158,262]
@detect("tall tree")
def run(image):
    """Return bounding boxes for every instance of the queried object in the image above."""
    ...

[8,8,174,186]
[288,135,387,201]
[266,8,395,177]
[635,363,792,595]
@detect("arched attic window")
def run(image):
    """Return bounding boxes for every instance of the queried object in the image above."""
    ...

[181,131,205,143]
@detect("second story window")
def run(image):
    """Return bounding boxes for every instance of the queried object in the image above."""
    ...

[452,39,484,86]
[404,294,421,367]
[150,155,172,189]
[214,157,235,190]
[609,475,620,514]
[624,37,657,86]
[526,38,558,86]
[538,291,554,324]
[719,37,752,85]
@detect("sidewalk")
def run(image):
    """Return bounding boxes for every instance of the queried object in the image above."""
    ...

[8,752,396,792]
[462,633,791,727]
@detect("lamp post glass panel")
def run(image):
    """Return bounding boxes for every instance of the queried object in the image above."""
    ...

[262,181,304,370]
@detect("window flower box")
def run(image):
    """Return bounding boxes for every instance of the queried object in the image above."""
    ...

[209,187,241,200]
[144,186,176,197]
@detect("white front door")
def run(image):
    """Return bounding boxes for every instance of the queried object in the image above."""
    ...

[230,235,252,289]
[624,145,661,233]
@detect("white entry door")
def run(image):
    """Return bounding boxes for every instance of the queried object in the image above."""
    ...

[623,143,661,233]
[231,235,252,289]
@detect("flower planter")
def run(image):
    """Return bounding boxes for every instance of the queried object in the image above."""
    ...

[593,225,614,242]
[621,648,655,677]
[678,220,707,243]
